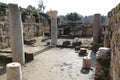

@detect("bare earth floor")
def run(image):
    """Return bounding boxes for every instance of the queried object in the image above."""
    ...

[0,37,95,80]
[22,47,95,80]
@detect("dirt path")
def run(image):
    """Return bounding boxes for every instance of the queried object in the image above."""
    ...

[0,37,95,80]
[22,47,95,80]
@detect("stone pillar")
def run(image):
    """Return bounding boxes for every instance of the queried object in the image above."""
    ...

[8,4,25,64]
[93,14,101,44]
[104,29,109,47]
[6,62,22,80]
[95,47,111,80]
[49,11,58,46]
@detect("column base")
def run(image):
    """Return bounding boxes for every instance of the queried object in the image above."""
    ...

[50,44,57,47]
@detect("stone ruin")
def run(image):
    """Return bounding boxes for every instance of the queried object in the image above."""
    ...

[57,23,93,37]
[95,47,111,80]
[0,23,10,49]
[93,14,102,45]
[104,3,120,80]
[1,2,120,80]
[92,14,106,52]
[94,3,120,79]
[47,10,58,46]
[0,2,50,49]
[9,4,25,64]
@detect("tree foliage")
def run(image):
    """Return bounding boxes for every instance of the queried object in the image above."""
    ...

[101,16,108,25]
[38,0,45,12]
[27,5,36,12]
[66,12,81,21]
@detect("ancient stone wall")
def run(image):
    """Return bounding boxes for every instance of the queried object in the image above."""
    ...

[105,3,120,80]
[0,23,9,48]
[0,3,50,49]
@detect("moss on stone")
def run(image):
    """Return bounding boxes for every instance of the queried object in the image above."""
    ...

[116,12,120,22]
[116,4,120,12]
[117,34,120,43]
[112,8,115,15]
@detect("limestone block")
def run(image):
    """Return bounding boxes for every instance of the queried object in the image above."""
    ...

[48,11,57,19]
[6,62,22,80]
[25,52,34,62]
[82,57,91,69]
[96,47,111,59]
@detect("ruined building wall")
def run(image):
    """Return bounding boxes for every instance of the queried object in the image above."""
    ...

[0,3,50,48]
[105,3,120,80]
[0,23,10,48]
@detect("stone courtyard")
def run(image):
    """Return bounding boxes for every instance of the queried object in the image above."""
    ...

[0,44,95,80]
[0,37,95,80]
[22,48,95,80]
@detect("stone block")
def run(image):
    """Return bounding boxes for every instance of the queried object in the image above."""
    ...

[82,57,91,69]
[25,52,34,62]
[6,62,22,80]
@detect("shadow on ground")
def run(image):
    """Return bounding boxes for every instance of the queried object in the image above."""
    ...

[80,68,90,74]
[0,61,6,75]
[34,46,53,56]
[90,51,96,68]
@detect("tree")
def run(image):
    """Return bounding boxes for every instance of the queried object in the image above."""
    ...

[27,5,36,12]
[66,12,81,21]
[38,0,46,12]
[101,16,108,25]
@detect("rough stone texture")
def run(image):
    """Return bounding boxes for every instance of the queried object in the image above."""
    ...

[0,23,10,48]
[47,11,58,46]
[0,3,50,49]
[93,14,101,45]
[58,25,93,37]
[95,47,111,80]
[8,4,25,64]
[104,3,120,80]
[6,62,22,80]
[82,57,91,69]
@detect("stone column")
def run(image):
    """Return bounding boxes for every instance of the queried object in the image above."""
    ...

[93,14,101,44]
[48,11,58,46]
[8,4,25,64]
[6,62,22,80]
